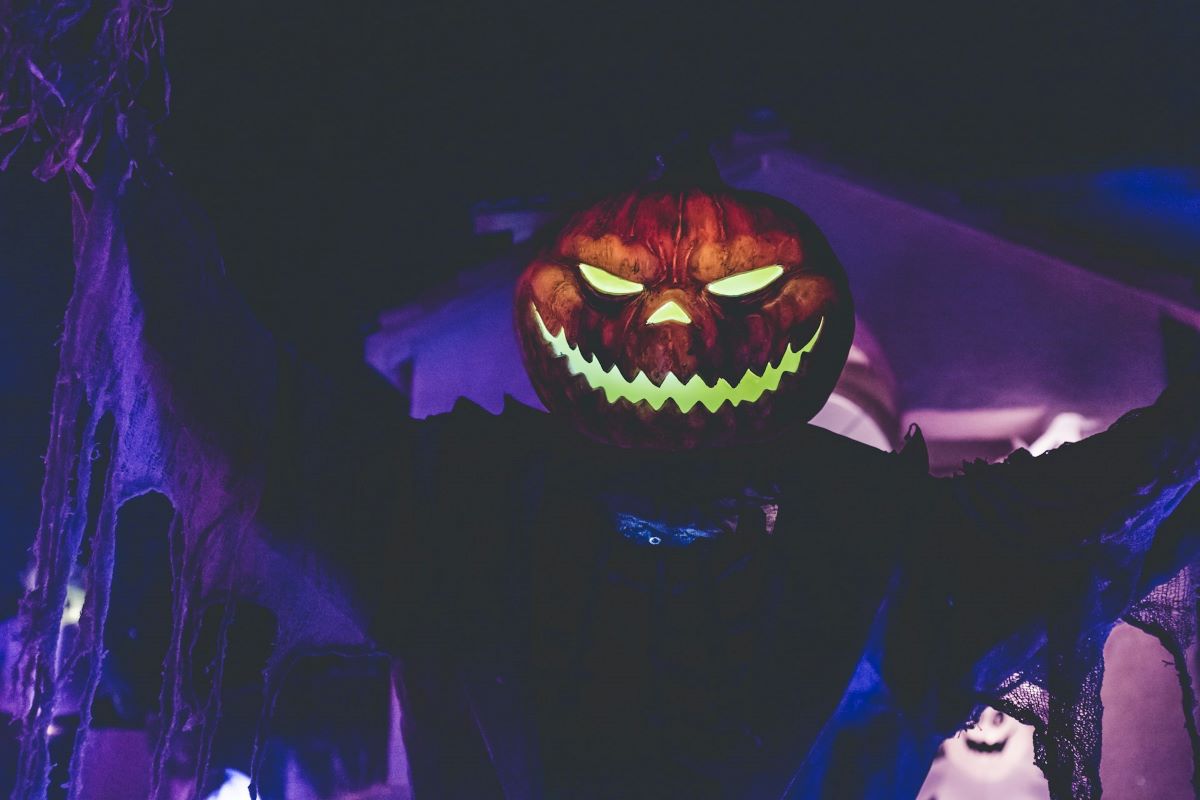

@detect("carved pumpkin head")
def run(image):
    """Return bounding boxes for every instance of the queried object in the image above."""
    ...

[514,155,854,449]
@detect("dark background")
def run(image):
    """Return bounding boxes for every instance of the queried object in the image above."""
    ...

[158,0,1200,362]
[2,0,1199,604]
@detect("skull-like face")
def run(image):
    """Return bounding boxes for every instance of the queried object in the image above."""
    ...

[514,177,853,449]
[943,707,1035,783]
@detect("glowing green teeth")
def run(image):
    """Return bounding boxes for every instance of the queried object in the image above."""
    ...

[532,305,824,413]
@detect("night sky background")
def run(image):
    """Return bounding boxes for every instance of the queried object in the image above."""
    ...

[1,0,1199,612]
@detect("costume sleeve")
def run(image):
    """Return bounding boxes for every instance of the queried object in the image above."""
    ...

[872,377,1200,796]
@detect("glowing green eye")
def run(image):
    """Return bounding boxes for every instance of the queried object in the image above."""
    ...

[579,263,644,297]
[706,264,785,298]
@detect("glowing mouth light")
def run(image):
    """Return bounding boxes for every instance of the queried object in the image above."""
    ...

[533,304,824,413]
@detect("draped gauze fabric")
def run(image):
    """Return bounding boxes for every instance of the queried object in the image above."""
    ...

[10,157,374,800]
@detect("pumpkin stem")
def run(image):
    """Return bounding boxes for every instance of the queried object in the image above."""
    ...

[651,136,724,188]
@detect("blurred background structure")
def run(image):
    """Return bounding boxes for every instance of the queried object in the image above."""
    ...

[0,1,1198,797]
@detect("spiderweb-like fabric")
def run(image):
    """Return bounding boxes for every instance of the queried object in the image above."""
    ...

[3,139,376,800]
[2,6,374,799]
[964,444,1200,800]
[983,567,1199,800]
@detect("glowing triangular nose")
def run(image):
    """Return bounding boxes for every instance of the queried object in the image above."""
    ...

[646,300,692,325]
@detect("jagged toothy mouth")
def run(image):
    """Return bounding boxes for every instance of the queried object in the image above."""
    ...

[531,304,824,413]
[965,738,1008,755]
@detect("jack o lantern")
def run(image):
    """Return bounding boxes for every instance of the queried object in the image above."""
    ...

[514,154,854,449]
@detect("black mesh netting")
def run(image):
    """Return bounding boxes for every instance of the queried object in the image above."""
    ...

[992,566,1200,799]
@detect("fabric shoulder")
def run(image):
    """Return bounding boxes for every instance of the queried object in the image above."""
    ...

[409,396,556,486]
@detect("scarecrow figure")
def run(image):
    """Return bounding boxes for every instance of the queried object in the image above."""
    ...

[3,5,1198,799]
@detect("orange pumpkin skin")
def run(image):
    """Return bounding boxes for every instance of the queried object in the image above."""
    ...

[514,174,854,450]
